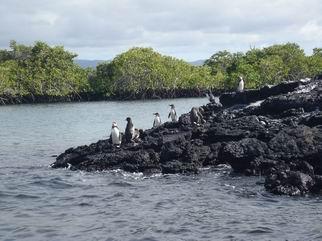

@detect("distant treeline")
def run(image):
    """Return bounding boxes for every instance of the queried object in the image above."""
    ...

[0,41,321,104]
[205,43,322,89]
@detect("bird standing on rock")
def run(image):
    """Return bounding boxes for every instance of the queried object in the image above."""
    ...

[125,117,135,143]
[168,104,177,122]
[153,112,162,128]
[190,107,205,126]
[110,122,121,146]
[237,76,244,92]
[125,117,140,143]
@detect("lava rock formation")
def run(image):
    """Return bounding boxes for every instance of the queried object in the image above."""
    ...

[51,78,322,196]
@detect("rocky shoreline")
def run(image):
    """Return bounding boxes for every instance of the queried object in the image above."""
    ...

[51,78,322,196]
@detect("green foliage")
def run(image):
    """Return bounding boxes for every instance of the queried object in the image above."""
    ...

[308,48,322,77]
[1,41,321,102]
[92,47,215,97]
[204,43,322,89]
[0,41,90,98]
[0,60,24,96]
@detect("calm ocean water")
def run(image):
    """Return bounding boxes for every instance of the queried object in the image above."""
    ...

[0,98,321,241]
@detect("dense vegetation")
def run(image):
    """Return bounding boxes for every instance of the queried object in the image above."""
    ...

[90,47,213,98]
[204,43,322,89]
[0,41,321,104]
[0,41,90,103]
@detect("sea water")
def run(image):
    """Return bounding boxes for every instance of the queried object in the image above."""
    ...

[0,98,321,241]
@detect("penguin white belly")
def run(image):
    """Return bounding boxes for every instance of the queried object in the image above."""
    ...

[154,116,161,127]
[130,126,135,138]
[237,80,244,92]
[170,110,177,121]
[111,128,121,144]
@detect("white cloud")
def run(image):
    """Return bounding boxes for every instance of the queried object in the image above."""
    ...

[300,21,322,40]
[31,12,59,25]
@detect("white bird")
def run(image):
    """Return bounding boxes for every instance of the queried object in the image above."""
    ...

[153,112,162,127]
[168,104,177,122]
[110,121,121,146]
[237,76,244,92]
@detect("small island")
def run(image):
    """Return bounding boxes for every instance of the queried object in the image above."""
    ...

[52,77,322,196]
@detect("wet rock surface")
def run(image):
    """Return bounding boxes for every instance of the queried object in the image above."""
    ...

[52,79,322,196]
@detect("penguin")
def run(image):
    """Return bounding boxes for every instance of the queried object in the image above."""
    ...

[110,121,121,146]
[153,112,162,128]
[125,117,135,143]
[190,107,205,126]
[237,76,244,92]
[168,104,177,122]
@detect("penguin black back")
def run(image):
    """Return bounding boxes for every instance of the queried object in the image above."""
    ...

[125,117,134,143]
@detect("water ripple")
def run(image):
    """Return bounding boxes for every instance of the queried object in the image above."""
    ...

[245,226,274,234]
[108,181,134,187]
[15,194,40,199]
[1,100,321,241]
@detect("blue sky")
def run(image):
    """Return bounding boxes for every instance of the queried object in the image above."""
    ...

[1,0,321,61]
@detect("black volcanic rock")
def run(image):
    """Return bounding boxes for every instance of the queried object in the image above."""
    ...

[52,78,322,196]
[218,138,269,174]
[219,81,302,107]
[265,170,315,196]
[299,112,322,127]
